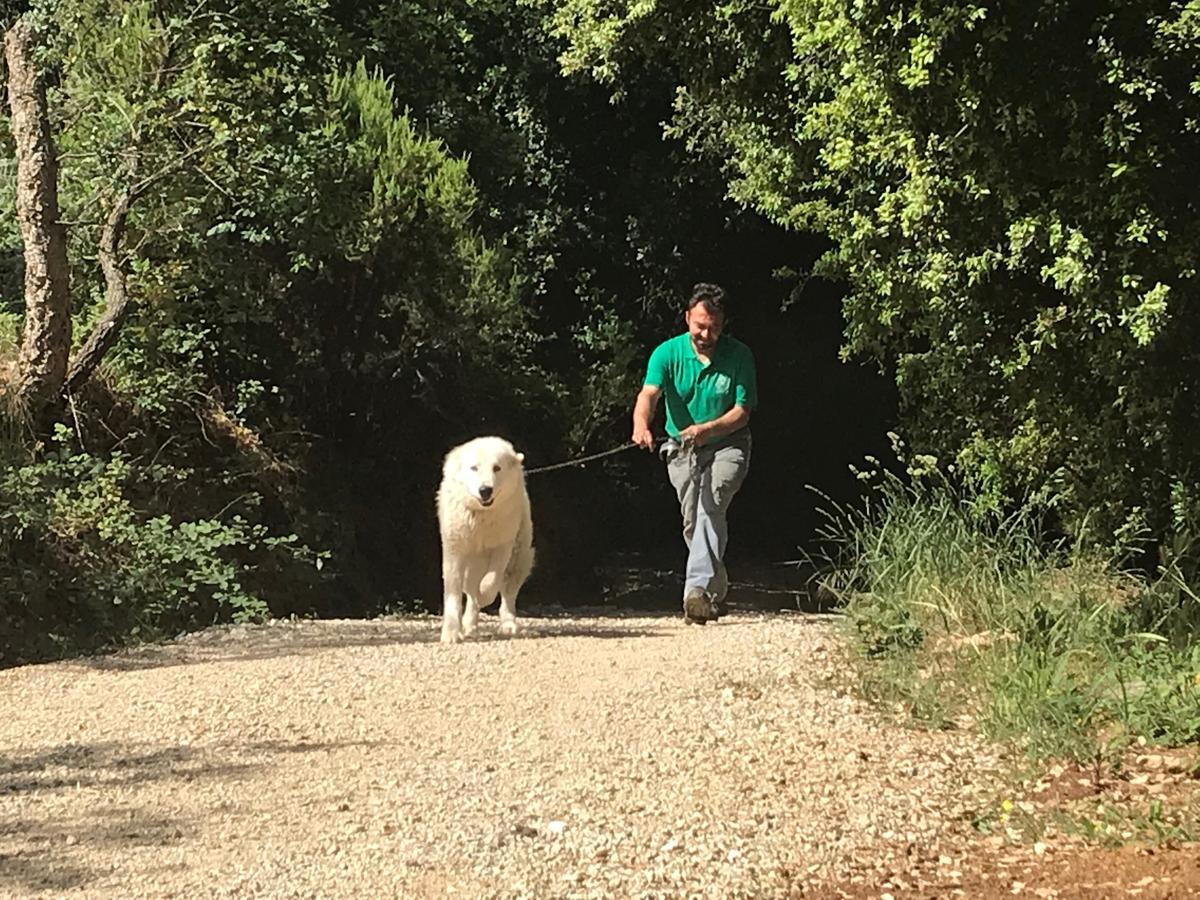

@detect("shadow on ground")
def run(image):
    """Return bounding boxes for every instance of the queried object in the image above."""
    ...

[41,558,838,674]
[0,738,373,895]
[0,739,360,797]
[573,554,839,616]
[63,618,672,673]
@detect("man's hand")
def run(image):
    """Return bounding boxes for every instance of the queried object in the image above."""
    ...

[680,406,750,448]
[632,423,656,450]
[678,423,709,447]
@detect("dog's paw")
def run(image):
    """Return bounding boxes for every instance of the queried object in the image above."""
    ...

[498,620,518,636]
[440,628,464,644]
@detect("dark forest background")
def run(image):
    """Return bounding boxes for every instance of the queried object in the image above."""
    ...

[3,0,1196,666]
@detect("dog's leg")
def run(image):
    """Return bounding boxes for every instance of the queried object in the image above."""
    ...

[498,566,523,636]
[461,596,479,637]
[461,557,489,638]
[498,588,519,636]
[440,557,465,644]
[498,536,532,637]
[477,546,512,608]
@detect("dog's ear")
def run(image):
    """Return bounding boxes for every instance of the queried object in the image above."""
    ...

[516,452,525,463]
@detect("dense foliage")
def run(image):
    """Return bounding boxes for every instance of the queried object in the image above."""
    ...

[1,0,549,659]
[2,0,816,662]
[3,0,1198,664]
[545,0,1200,552]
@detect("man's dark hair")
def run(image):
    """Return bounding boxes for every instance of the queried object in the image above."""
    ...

[687,282,726,316]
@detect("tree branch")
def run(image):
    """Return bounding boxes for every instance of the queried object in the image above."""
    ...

[62,137,218,394]
[63,191,133,395]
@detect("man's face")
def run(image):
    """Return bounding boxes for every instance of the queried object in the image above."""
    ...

[686,303,724,355]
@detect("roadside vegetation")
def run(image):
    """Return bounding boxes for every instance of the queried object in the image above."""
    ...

[820,435,1200,844]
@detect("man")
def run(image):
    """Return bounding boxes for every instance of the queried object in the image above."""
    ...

[631,282,757,624]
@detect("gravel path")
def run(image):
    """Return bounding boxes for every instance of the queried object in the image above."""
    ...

[0,612,1001,898]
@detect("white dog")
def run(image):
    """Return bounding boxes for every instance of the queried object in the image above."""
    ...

[436,436,535,643]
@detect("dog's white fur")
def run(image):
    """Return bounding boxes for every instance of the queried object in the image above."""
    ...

[436,436,534,643]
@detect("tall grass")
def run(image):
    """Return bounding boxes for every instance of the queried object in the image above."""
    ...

[817,440,1200,765]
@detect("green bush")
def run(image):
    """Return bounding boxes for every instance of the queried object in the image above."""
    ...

[0,426,310,665]
[820,435,1200,763]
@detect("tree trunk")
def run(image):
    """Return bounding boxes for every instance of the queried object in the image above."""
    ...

[64,192,132,395]
[4,19,70,425]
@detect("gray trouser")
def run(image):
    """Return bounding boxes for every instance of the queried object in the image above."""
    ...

[665,429,752,602]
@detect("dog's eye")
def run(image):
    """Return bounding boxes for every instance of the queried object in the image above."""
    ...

[469,465,478,472]
[492,465,501,473]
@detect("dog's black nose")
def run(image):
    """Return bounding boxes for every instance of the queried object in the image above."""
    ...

[478,485,493,501]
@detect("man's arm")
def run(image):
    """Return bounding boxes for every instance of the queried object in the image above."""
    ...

[632,385,661,450]
[679,404,751,447]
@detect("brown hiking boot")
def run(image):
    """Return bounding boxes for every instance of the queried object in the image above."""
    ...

[683,587,716,625]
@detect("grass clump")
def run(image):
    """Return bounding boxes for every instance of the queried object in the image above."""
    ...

[817,435,1200,768]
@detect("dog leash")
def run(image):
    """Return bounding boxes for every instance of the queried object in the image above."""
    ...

[524,435,702,476]
[524,441,640,475]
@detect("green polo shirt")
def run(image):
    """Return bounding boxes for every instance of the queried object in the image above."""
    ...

[644,333,758,439]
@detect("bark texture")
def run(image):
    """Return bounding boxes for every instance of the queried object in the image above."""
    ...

[4,20,71,423]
